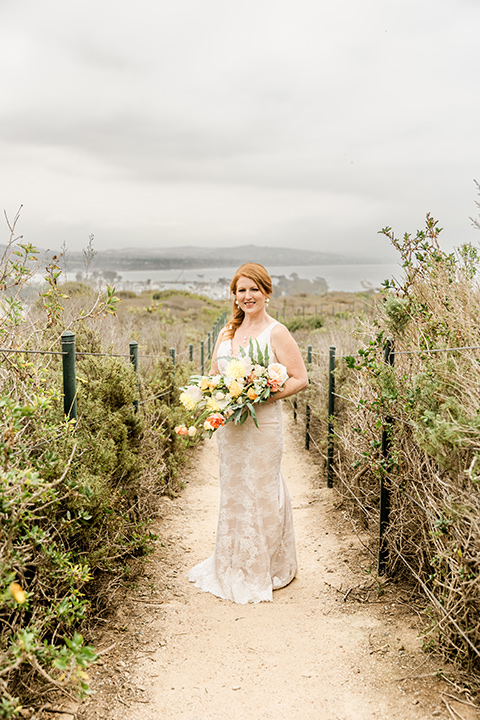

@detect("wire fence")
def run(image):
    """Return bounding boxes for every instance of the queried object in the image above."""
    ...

[293,337,480,569]
[291,336,480,664]
[0,311,228,421]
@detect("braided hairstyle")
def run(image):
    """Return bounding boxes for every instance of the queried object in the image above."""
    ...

[223,262,273,340]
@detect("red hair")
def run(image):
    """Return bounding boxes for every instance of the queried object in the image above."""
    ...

[224,263,273,340]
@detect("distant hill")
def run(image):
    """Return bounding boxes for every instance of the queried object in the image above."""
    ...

[76,245,366,271]
[0,242,371,272]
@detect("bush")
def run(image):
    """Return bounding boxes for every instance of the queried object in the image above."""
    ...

[0,213,194,716]
[285,316,323,333]
[332,214,480,677]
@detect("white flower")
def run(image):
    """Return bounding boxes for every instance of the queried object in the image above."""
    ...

[188,426,197,437]
[210,374,222,387]
[180,384,204,411]
[267,363,288,386]
[215,392,225,400]
[239,355,253,376]
[253,363,266,377]
[224,375,245,389]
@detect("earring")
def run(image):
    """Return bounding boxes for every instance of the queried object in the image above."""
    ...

[265,298,270,305]
[235,300,240,307]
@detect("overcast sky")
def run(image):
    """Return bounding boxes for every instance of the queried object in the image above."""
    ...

[1,0,479,260]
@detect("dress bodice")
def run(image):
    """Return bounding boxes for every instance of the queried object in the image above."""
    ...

[216,320,279,374]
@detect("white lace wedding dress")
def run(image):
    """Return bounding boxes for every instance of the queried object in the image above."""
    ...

[188,320,297,604]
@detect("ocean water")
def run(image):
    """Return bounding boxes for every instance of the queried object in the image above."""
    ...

[113,262,402,293]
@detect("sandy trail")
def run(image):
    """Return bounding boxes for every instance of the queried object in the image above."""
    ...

[78,408,478,720]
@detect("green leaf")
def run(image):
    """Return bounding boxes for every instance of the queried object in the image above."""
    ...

[237,409,248,425]
[255,339,264,365]
[263,342,270,367]
[246,401,258,428]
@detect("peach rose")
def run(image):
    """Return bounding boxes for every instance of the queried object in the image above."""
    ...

[267,362,288,386]
[247,388,258,401]
[228,380,243,398]
[199,377,210,391]
[175,425,189,435]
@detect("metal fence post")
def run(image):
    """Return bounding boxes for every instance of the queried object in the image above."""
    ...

[327,345,336,488]
[61,331,77,421]
[305,404,311,450]
[200,340,205,375]
[129,341,139,414]
[169,347,176,366]
[208,332,211,358]
[189,343,193,362]
[304,344,312,449]
[378,337,395,575]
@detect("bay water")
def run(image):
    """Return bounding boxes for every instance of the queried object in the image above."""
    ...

[114,262,402,293]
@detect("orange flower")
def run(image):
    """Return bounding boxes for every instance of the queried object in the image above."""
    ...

[199,377,210,391]
[175,425,189,436]
[9,582,26,604]
[206,413,225,429]
[247,388,258,401]
[267,379,282,392]
[228,380,242,398]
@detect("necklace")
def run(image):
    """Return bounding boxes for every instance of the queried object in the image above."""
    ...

[240,321,268,345]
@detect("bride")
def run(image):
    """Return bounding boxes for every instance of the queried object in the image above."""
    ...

[188,262,309,604]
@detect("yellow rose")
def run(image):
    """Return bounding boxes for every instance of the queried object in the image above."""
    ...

[228,380,243,398]
[247,388,258,401]
[200,377,210,391]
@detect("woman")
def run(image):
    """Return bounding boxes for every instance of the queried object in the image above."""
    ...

[188,262,309,604]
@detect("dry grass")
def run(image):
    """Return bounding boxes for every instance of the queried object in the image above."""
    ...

[300,218,480,683]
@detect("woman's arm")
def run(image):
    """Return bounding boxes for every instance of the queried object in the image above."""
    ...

[268,323,309,401]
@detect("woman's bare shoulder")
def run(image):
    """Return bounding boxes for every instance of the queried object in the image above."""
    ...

[270,321,291,341]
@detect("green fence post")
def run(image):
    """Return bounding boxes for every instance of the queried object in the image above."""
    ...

[208,332,211,358]
[327,345,336,488]
[129,341,139,414]
[307,344,312,365]
[61,331,77,421]
[378,337,395,575]
[169,347,176,366]
[201,341,205,375]
[189,343,193,362]
[305,404,311,450]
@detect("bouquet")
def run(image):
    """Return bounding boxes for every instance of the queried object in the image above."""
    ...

[175,340,288,438]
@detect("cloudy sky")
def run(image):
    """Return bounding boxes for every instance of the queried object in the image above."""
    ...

[1,0,479,260]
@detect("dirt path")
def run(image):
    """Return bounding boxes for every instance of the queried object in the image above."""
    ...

[78,409,478,720]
